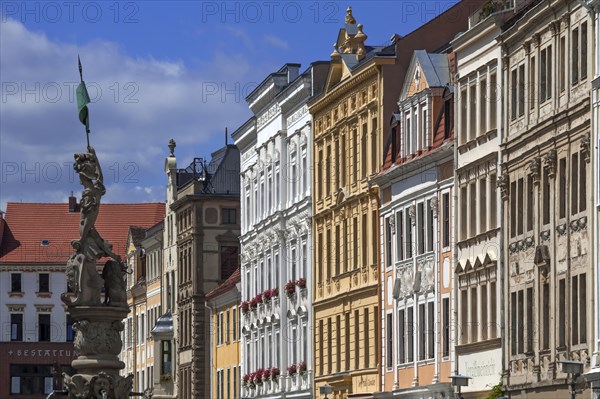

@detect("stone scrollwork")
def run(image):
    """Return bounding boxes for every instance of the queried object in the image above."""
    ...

[580,135,590,163]
[528,157,541,184]
[497,174,509,200]
[544,149,557,178]
[429,196,439,218]
[63,372,133,399]
[73,320,123,356]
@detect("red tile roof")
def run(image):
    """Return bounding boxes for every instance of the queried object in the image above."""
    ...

[0,201,165,264]
[206,267,241,300]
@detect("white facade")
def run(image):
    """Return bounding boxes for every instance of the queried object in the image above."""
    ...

[451,6,506,395]
[233,63,322,399]
[588,0,600,392]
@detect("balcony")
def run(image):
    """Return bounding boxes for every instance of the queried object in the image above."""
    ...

[468,0,515,28]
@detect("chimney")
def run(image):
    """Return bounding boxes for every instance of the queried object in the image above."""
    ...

[68,192,78,212]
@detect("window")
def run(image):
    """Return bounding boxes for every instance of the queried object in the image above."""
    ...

[38,314,51,342]
[362,213,368,267]
[345,313,350,371]
[543,168,550,224]
[232,308,237,341]
[324,148,330,197]
[217,312,223,345]
[399,309,405,363]
[572,274,587,345]
[559,157,567,218]
[38,273,50,293]
[362,123,368,178]
[364,309,370,367]
[460,186,467,240]
[11,273,22,292]
[489,72,497,130]
[581,22,588,80]
[417,203,425,255]
[480,78,487,134]
[572,150,587,215]
[527,175,534,232]
[162,340,172,374]
[353,217,358,269]
[560,36,566,92]
[220,245,238,280]
[469,85,476,140]
[490,173,497,228]
[572,27,579,84]
[10,365,53,395]
[11,313,23,341]
[511,69,517,120]
[225,310,230,344]
[442,298,450,358]
[518,178,524,235]
[526,287,534,352]
[335,226,341,275]
[427,199,434,252]
[221,208,236,224]
[66,315,75,342]
[385,217,392,267]
[407,307,414,362]
[460,87,468,143]
[529,56,536,109]
[480,178,487,233]
[469,182,476,236]
[386,313,393,369]
[354,309,360,369]
[406,212,413,258]
[542,282,550,349]
[397,211,404,260]
[540,46,552,102]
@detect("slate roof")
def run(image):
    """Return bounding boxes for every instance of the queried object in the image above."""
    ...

[0,201,165,264]
[205,267,241,300]
[413,50,451,87]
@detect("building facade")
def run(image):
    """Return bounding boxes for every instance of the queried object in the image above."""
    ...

[500,1,594,397]
[375,49,455,399]
[206,267,241,399]
[588,0,600,391]
[309,4,486,398]
[171,143,241,399]
[120,221,164,395]
[233,62,328,399]
[0,200,164,398]
[152,139,180,398]
[451,3,510,397]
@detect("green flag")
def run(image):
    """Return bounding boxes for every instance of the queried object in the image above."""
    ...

[76,81,90,133]
[76,56,90,134]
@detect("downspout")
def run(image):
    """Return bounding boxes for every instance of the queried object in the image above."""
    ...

[205,301,215,399]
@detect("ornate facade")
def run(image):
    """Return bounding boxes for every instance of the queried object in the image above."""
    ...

[375,49,456,399]
[451,3,508,397]
[233,62,328,399]
[500,1,594,397]
[171,144,241,399]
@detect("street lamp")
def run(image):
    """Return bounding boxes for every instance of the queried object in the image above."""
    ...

[450,375,471,399]
[320,383,334,399]
[560,360,584,399]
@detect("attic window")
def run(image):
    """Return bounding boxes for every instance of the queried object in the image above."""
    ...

[40,240,50,246]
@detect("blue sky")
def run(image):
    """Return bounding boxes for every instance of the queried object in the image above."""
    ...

[0,1,460,210]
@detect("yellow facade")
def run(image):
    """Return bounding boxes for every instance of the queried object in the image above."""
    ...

[210,292,241,399]
[309,8,403,399]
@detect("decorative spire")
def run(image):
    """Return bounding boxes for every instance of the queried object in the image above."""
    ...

[168,138,176,156]
[330,43,341,61]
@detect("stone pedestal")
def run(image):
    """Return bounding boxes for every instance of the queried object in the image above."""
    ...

[63,306,132,399]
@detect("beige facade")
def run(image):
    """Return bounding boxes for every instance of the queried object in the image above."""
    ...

[171,144,240,399]
[500,1,594,397]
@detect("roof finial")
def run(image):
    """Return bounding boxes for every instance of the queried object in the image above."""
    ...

[345,6,356,24]
[168,138,176,156]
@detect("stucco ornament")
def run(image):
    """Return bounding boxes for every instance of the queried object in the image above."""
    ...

[543,149,557,178]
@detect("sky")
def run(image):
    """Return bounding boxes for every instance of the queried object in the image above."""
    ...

[0,0,461,211]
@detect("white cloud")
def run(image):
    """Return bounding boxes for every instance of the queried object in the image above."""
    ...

[263,34,289,50]
[0,18,255,211]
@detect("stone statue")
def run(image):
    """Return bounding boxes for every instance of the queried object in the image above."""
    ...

[101,260,128,306]
[61,59,132,399]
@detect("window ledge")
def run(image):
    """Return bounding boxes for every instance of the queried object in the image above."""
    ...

[36,292,52,298]
[8,291,24,298]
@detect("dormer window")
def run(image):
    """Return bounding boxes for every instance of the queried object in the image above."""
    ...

[40,240,50,246]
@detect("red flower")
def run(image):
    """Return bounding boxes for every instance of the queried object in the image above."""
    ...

[254,293,263,304]
[296,278,306,289]
[284,280,296,297]
[270,287,279,298]
[298,361,307,374]
[287,364,297,376]
[240,301,250,314]
[249,297,258,309]
[270,367,280,380]
[263,289,272,301]
[263,368,271,381]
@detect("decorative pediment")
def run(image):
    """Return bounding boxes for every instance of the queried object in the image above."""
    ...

[336,188,348,205]
[297,306,308,317]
